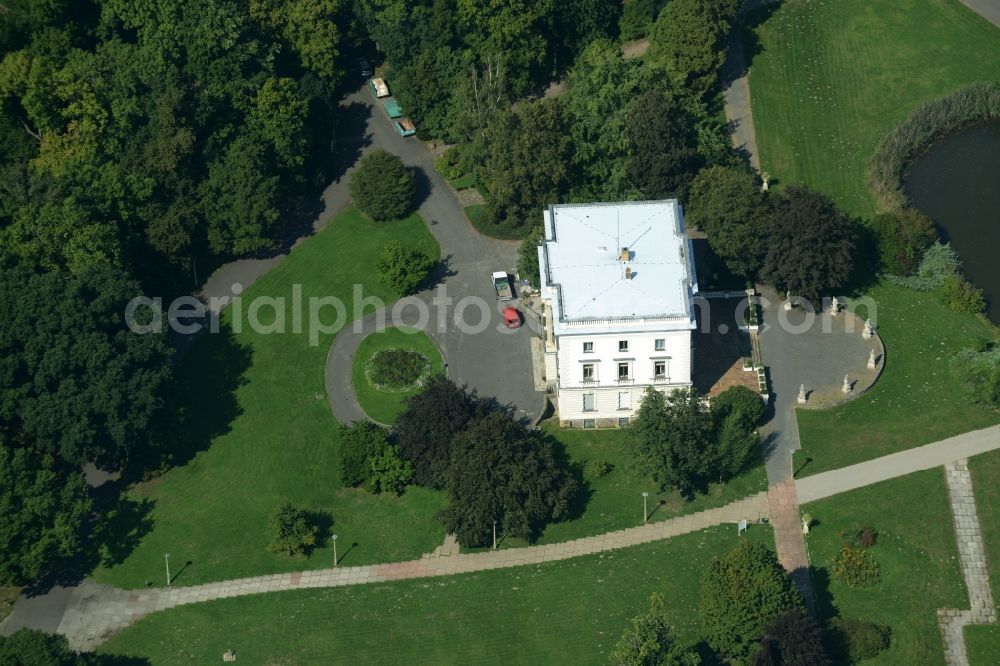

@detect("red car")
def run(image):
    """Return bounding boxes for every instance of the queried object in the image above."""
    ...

[503,306,521,329]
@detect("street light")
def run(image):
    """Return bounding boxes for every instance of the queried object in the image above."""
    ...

[164,553,171,587]
[492,521,497,550]
[331,534,338,567]
[642,492,649,524]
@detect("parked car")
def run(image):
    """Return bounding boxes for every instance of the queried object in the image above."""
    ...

[368,77,390,98]
[383,99,403,118]
[394,118,416,136]
[492,271,513,300]
[356,58,372,77]
[502,306,522,329]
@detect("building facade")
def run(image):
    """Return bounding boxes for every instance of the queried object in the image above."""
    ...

[537,200,698,427]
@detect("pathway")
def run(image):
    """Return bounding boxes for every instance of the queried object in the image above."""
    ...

[721,7,761,171]
[53,493,770,651]
[938,460,997,666]
[959,0,1000,29]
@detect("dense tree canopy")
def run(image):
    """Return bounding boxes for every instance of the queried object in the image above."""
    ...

[686,165,768,279]
[647,0,739,97]
[698,541,803,664]
[0,443,91,585]
[761,186,856,301]
[440,411,577,547]
[350,150,416,222]
[625,88,701,200]
[0,263,172,468]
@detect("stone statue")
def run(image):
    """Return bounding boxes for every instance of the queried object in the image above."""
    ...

[797,384,807,404]
[842,374,852,393]
[868,348,877,369]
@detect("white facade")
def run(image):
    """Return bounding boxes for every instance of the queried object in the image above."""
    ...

[537,200,698,426]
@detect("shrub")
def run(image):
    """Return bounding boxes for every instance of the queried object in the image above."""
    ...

[867,82,1000,211]
[367,348,429,390]
[699,541,803,663]
[375,240,436,296]
[349,150,415,221]
[869,209,938,275]
[832,543,881,588]
[367,444,413,495]
[338,423,389,487]
[939,275,985,314]
[516,224,544,286]
[0,629,83,665]
[711,385,765,430]
[434,147,463,181]
[266,502,318,556]
[826,618,891,663]
[839,526,877,549]
[888,242,961,291]
[951,345,1000,406]
[758,610,831,666]
[584,460,614,479]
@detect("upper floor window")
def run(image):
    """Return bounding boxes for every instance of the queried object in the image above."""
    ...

[583,341,594,353]
[654,361,666,378]
[618,340,629,352]
[654,338,666,352]
[618,362,630,379]
[582,364,595,381]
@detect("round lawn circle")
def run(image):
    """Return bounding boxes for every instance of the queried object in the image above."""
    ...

[351,326,445,425]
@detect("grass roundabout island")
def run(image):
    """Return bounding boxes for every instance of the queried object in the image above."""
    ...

[351,326,445,424]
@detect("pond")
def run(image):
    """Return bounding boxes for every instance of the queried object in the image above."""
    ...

[904,122,1000,325]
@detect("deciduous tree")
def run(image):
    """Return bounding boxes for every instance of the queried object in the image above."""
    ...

[375,240,435,296]
[266,502,318,556]
[612,594,701,666]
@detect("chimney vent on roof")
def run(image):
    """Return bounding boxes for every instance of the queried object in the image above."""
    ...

[620,247,629,262]
[625,266,633,280]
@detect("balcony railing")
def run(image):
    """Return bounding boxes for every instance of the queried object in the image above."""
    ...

[615,377,634,385]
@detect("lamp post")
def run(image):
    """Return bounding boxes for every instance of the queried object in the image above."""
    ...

[331,534,338,567]
[164,553,171,587]
[642,492,649,524]
[492,521,497,550]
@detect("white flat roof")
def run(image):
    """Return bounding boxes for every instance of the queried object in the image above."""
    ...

[539,200,697,334]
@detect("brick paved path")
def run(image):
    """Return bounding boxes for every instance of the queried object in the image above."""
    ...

[767,479,815,612]
[937,460,997,666]
[56,493,769,651]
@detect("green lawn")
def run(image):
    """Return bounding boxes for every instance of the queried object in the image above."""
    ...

[967,450,1000,663]
[449,172,477,190]
[795,283,1000,476]
[478,422,767,550]
[91,208,448,588]
[98,526,774,665]
[804,467,968,664]
[350,326,445,424]
[746,0,1000,219]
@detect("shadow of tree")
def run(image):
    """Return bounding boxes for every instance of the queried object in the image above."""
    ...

[740,1,784,69]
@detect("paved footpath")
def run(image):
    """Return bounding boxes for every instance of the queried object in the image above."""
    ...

[938,460,997,666]
[54,493,770,651]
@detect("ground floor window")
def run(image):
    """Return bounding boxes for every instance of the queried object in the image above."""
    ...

[618,417,630,427]
[583,392,595,412]
[583,419,596,429]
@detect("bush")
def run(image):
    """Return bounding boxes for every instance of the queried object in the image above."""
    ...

[831,543,881,588]
[939,275,985,314]
[584,460,614,479]
[870,209,938,275]
[0,629,83,665]
[711,385,765,430]
[757,610,831,666]
[867,82,1000,211]
[611,593,700,666]
[266,502,318,556]
[338,423,389,487]
[367,349,429,390]
[888,242,961,291]
[951,344,1000,406]
[699,540,803,663]
[349,150,416,221]
[375,240,436,296]
[366,444,413,495]
[517,224,544,286]
[826,618,891,663]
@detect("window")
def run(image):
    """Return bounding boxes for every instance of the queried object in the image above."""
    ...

[618,417,630,427]
[654,361,666,378]
[618,391,631,410]
[618,362,630,380]
[583,341,594,353]
[583,392,595,412]
[654,338,665,352]
[583,419,596,429]
[582,364,595,381]
[618,340,629,352]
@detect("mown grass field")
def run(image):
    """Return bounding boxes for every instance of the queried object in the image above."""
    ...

[746,0,1000,219]
[351,326,445,424]
[91,209,448,588]
[98,526,774,665]
[968,451,1000,663]
[795,283,1000,476]
[805,467,968,664]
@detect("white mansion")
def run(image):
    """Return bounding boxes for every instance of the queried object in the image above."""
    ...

[537,200,698,427]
